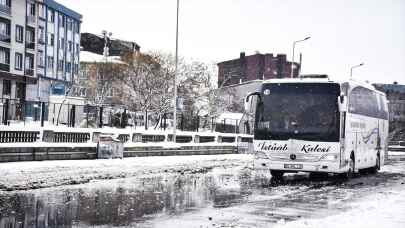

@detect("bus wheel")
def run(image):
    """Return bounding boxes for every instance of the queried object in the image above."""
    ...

[341,157,354,180]
[270,170,284,179]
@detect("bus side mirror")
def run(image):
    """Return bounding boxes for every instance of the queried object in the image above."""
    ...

[244,91,261,113]
[338,95,347,112]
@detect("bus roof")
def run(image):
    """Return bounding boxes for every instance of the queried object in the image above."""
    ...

[262,77,384,96]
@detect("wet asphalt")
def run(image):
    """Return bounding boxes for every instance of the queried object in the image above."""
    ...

[0,157,404,228]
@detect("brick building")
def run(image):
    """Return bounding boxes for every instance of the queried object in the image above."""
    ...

[217,52,299,87]
[373,82,405,136]
[75,32,140,105]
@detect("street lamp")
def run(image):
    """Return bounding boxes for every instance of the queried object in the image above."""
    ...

[350,63,364,79]
[173,0,179,142]
[102,30,112,58]
[291,36,311,78]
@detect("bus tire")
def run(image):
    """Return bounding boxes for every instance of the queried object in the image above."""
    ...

[341,155,355,180]
[270,170,284,179]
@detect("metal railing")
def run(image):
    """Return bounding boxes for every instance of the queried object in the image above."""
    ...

[0,98,253,135]
[0,4,11,15]
[0,33,10,42]
[25,42,35,50]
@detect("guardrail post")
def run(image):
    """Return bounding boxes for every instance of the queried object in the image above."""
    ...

[3,99,9,125]
[180,114,184,131]
[52,103,56,124]
[86,104,89,128]
[145,110,148,130]
[196,116,200,132]
[211,117,214,132]
[71,105,76,127]
[163,113,167,131]
[41,102,45,127]
[121,109,127,128]
[99,106,103,128]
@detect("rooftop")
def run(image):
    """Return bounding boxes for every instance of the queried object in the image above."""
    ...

[44,0,82,21]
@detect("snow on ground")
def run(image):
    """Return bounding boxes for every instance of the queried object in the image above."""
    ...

[0,154,253,191]
[388,151,405,156]
[275,185,405,228]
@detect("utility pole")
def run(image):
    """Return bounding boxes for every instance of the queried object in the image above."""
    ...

[173,0,179,142]
[291,36,311,78]
[350,63,364,79]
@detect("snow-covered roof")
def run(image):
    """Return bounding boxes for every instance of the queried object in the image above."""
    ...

[80,51,124,64]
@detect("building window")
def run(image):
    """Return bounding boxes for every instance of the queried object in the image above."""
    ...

[74,63,79,74]
[0,47,9,72]
[26,27,35,44]
[15,25,23,43]
[48,9,54,23]
[58,14,64,28]
[15,52,22,70]
[25,54,34,68]
[68,41,72,52]
[2,79,11,96]
[58,60,63,71]
[67,19,72,31]
[39,4,46,19]
[0,19,10,43]
[47,56,54,69]
[28,2,35,16]
[38,26,45,44]
[37,50,44,67]
[66,62,71,73]
[0,47,9,64]
[60,38,65,49]
[0,0,11,15]
[75,21,80,34]
[76,44,80,53]
[0,0,11,7]
[25,53,34,75]
[48,33,54,46]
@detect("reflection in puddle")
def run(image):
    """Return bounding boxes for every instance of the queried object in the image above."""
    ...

[0,169,253,227]
[1,167,402,227]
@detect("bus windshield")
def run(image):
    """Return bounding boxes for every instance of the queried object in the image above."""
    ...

[254,83,340,142]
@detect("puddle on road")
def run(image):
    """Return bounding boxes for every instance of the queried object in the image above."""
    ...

[0,166,404,228]
[0,168,253,228]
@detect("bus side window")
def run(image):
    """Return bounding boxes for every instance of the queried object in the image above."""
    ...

[378,95,388,120]
[349,86,379,118]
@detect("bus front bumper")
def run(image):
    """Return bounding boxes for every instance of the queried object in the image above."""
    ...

[254,158,347,173]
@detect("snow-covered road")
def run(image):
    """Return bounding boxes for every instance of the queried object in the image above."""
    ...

[0,154,252,191]
[0,154,404,228]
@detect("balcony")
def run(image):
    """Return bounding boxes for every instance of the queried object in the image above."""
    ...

[27,15,36,24]
[26,41,35,50]
[0,4,10,15]
[25,68,34,76]
[0,62,9,72]
[0,33,10,43]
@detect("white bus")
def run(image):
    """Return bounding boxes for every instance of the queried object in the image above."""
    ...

[244,77,389,179]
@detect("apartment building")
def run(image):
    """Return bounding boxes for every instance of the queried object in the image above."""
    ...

[0,0,81,105]
[217,52,299,87]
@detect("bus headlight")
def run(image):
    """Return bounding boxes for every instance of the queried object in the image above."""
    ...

[320,154,338,161]
[254,151,269,160]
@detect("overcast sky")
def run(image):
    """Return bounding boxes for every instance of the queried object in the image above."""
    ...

[59,0,405,84]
